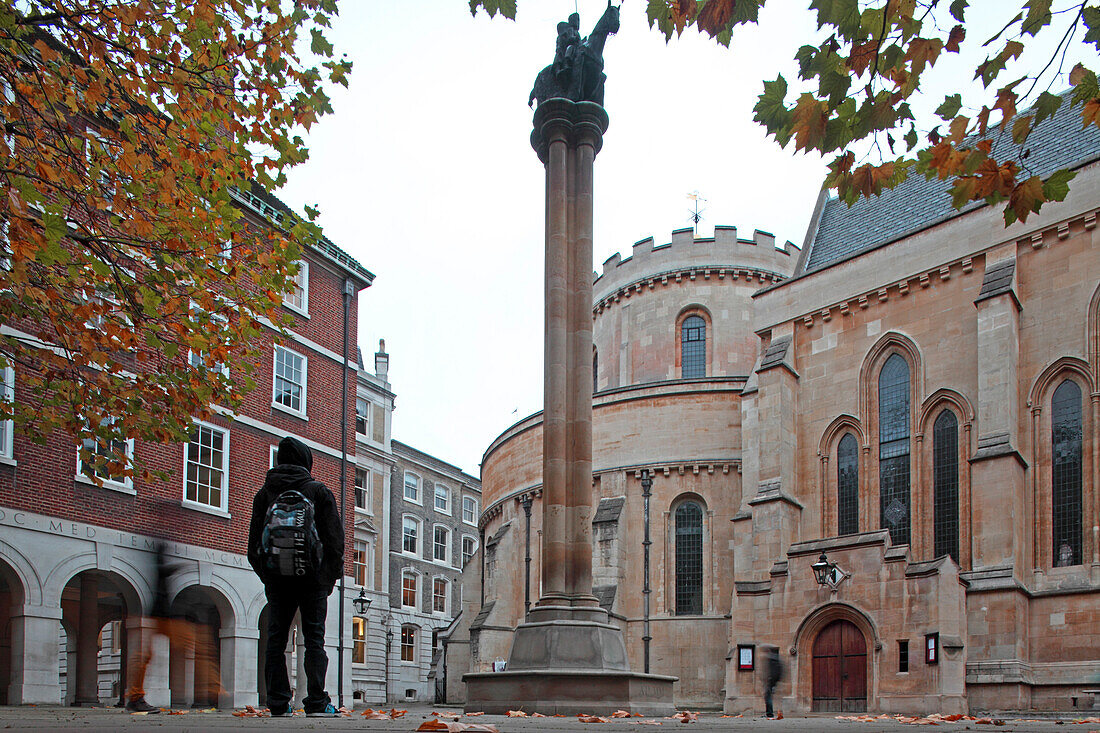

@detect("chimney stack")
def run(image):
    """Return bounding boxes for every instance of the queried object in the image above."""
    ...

[374,338,389,382]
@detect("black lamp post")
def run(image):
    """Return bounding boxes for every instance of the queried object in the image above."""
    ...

[521,493,533,621]
[352,589,372,617]
[811,551,837,586]
[641,468,653,674]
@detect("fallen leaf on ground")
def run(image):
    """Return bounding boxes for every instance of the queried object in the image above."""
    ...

[417,720,501,733]
[433,712,462,720]
[611,710,632,718]
[233,705,267,718]
[531,713,547,717]
[130,712,148,716]
[507,710,528,717]
[638,720,662,726]
[391,708,408,719]
[579,715,610,722]
[670,711,698,723]
[167,710,188,715]
[466,712,485,716]
[719,715,742,718]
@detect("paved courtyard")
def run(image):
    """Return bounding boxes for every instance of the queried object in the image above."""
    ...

[0,704,1097,733]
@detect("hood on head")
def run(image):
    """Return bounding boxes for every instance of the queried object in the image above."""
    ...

[276,436,313,472]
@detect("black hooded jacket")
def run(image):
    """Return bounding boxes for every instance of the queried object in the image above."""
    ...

[247,436,344,590]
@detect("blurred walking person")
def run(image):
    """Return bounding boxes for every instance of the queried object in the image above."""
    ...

[125,541,222,712]
[248,436,343,717]
[762,645,784,719]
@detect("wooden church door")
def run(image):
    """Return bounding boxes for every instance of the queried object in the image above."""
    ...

[812,619,867,712]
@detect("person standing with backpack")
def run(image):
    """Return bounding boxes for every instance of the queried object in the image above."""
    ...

[247,436,344,717]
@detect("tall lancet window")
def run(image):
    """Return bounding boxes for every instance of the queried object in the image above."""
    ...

[878,354,911,546]
[1052,379,1083,567]
[837,433,859,536]
[932,410,959,562]
[674,502,703,615]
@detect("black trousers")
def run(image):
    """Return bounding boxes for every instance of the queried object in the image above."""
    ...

[264,582,330,713]
[764,679,778,717]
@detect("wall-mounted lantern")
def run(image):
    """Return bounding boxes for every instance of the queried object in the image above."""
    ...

[811,551,838,586]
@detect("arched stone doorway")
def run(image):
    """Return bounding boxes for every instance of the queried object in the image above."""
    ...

[169,586,229,708]
[812,619,867,712]
[58,570,139,706]
[0,558,25,705]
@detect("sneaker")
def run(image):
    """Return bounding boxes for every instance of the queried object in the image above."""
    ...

[125,698,161,714]
[306,703,340,718]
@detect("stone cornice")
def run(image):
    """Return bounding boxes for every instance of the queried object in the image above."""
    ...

[594,265,785,316]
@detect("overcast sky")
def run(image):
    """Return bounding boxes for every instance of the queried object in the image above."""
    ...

[275,1,1085,476]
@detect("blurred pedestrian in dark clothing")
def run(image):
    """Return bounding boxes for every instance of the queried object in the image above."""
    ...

[762,645,784,719]
[248,436,343,718]
[125,542,222,712]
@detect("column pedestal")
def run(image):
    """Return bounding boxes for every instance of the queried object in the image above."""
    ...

[7,605,62,704]
[465,98,675,715]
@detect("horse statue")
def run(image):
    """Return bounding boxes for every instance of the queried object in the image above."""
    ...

[529,2,620,109]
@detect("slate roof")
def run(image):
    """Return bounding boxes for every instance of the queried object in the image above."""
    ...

[592,497,625,524]
[977,258,1015,299]
[800,90,1100,275]
[593,585,617,612]
[470,601,495,630]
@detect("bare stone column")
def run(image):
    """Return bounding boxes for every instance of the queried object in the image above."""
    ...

[73,575,99,706]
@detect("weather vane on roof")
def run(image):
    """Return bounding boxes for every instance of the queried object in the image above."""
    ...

[687,191,707,235]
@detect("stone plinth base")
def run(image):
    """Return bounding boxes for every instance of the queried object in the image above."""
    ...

[463,669,677,716]
[508,605,628,671]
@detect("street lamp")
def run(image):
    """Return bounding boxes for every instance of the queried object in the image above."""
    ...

[352,589,372,617]
[640,468,653,674]
[811,551,837,586]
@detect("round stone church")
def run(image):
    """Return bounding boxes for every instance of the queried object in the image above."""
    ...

[446,93,1100,714]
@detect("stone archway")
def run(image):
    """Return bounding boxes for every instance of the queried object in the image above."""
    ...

[169,585,232,708]
[0,558,26,705]
[58,570,140,707]
[792,603,878,713]
[811,619,867,712]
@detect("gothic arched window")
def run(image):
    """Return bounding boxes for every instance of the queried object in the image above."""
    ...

[593,348,598,394]
[933,410,959,562]
[878,354,911,546]
[1052,379,1083,567]
[681,315,706,379]
[674,501,703,615]
[837,433,859,536]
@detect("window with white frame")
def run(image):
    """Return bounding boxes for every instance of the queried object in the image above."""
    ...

[352,617,366,664]
[402,516,420,555]
[403,472,420,503]
[355,397,369,437]
[283,259,309,315]
[355,468,371,512]
[269,445,278,468]
[433,578,448,614]
[400,625,416,662]
[76,418,133,490]
[435,483,450,513]
[433,525,450,563]
[272,345,307,415]
[354,540,369,587]
[461,536,477,567]
[184,421,229,511]
[401,572,417,608]
[188,303,229,376]
[0,365,12,460]
[462,496,478,525]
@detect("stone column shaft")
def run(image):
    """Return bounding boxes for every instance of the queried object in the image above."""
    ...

[74,575,99,705]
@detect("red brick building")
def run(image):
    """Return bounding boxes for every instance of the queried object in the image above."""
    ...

[0,185,373,708]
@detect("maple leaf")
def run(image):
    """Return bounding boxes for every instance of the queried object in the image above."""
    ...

[945,24,965,53]
[1006,175,1044,225]
[791,94,828,151]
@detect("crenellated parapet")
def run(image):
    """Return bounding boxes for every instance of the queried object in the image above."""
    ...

[593,226,800,309]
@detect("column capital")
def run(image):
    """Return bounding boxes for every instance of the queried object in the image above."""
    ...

[531,99,609,164]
